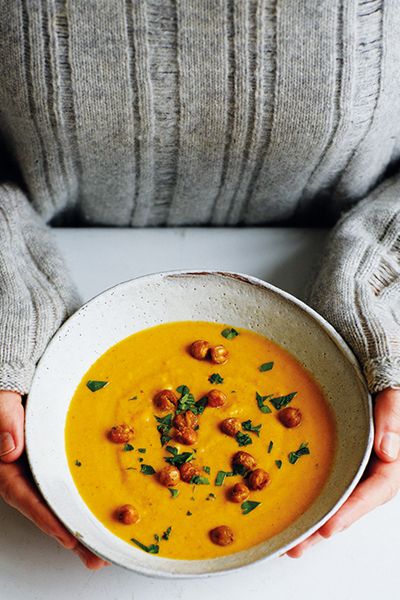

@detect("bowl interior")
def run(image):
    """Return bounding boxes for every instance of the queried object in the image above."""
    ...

[26,271,372,577]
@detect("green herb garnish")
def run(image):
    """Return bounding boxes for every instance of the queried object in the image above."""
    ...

[138,457,144,463]
[259,362,274,372]
[168,488,179,498]
[130,538,159,554]
[275,460,282,469]
[165,450,195,467]
[75,460,82,467]
[162,526,172,541]
[221,327,239,340]
[138,448,146,453]
[128,395,138,401]
[140,464,156,475]
[235,432,252,447]
[242,419,262,437]
[208,373,224,384]
[215,470,234,486]
[203,465,211,474]
[86,380,108,392]
[206,493,216,501]
[190,475,210,485]
[123,443,134,452]
[267,440,273,453]
[154,534,160,542]
[154,413,173,446]
[194,396,208,415]
[241,500,261,515]
[175,385,196,414]
[288,442,310,464]
[186,511,192,516]
[232,463,250,477]
[256,391,273,414]
[270,392,298,410]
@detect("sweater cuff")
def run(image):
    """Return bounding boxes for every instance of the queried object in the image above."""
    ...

[363,356,400,394]
[0,362,36,395]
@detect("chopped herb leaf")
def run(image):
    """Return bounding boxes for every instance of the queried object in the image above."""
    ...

[241,500,261,515]
[138,448,146,454]
[259,361,274,372]
[128,395,138,401]
[203,465,211,474]
[232,463,250,477]
[221,327,239,340]
[208,373,224,384]
[168,488,179,498]
[235,431,252,447]
[275,460,282,469]
[288,442,310,464]
[190,475,210,485]
[86,380,108,392]
[270,391,298,411]
[242,419,262,437]
[154,413,173,446]
[140,464,156,475]
[154,534,160,542]
[166,445,178,456]
[138,457,144,463]
[267,440,274,454]
[215,470,234,486]
[75,460,82,467]
[193,396,208,415]
[206,492,216,501]
[175,385,197,414]
[176,384,190,396]
[165,450,195,467]
[162,526,172,541]
[130,538,159,554]
[256,391,273,414]
[123,443,134,452]
[186,511,192,516]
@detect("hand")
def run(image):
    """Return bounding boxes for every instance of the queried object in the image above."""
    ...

[287,387,400,558]
[0,390,110,569]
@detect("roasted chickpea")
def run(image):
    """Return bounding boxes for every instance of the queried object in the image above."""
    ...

[115,504,140,525]
[209,345,229,364]
[220,417,241,436]
[209,525,235,546]
[153,389,178,411]
[278,407,302,428]
[108,423,134,444]
[158,465,180,487]
[232,451,257,472]
[190,339,210,360]
[179,462,202,483]
[247,468,270,491]
[174,426,198,445]
[206,389,226,408]
[173,410,199,430]
[229,482,250,503]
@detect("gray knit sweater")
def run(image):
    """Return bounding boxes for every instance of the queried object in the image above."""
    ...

[0,1,399,395]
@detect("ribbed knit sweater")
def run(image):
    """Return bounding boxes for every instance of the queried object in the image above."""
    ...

[0,1,399,395]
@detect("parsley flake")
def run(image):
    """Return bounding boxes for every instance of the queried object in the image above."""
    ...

[259,362,274,372]
[208,373,224,384]
[241,500,261,515]
[288,442,310,464]
[221,327,239,340]
[130,538,159,554]
[140,464,156,475]
[235,431,252,447]
[270,392,298,410]
[86,380,108,392]
[242,419,262,437]
[256,391,273,414]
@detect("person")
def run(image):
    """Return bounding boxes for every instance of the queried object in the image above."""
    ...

[0,1,399,570]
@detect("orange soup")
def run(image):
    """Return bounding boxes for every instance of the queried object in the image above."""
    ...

[65,321,336,559]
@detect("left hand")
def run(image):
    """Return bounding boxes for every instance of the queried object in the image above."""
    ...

[287,387,400,558]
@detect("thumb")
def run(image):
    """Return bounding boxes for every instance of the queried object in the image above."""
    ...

[374,388,400,463]
[0,390,25,463]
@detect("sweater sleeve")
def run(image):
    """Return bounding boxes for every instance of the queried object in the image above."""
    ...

[309,174,400,394]
[0,183,82,394]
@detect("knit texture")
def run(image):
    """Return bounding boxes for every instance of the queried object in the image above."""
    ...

[0,0,399,393]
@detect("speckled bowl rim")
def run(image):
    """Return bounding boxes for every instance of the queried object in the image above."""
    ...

[25,269,374,579]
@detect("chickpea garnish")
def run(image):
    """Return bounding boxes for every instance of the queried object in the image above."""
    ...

[153,389,178,411]
[108,423,134,444]
[232,451,257,472]
[173,410,198,430]
[247,468,270,491]
[229,482,250,503]
[190,340,210,360]
[209,345,229,365]
[179,462,202,483]
[206,389,226,408]
[220,417,241,436]
[158,465,180,487]
[115,504,140,525]
[209,525,235,546]
[278,407,302,428]
[174,426,198,445]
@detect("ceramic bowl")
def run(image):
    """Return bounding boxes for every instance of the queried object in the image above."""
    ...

[25,270,373,578]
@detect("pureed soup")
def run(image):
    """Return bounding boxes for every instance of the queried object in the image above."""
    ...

[65,321,336,560]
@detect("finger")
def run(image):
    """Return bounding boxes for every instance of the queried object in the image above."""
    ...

[374,388,400,462]
[0,391,25,462]
[73,544,111,569]
[286,531,324,558]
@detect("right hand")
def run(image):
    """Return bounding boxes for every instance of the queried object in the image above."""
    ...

[0,390,109,569]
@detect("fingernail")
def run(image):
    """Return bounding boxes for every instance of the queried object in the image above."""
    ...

[380,432,400,459]
[0,432,16,456]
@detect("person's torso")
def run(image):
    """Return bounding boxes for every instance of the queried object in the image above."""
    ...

[1,0,400,227]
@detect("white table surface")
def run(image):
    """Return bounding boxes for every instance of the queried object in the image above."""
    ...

[1,227,399,600]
